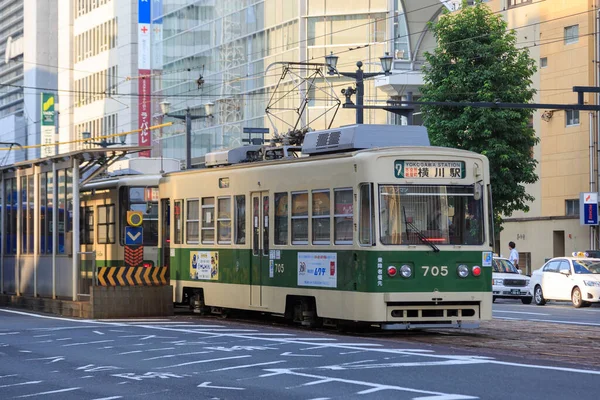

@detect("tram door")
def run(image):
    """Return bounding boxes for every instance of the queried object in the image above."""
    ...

[250,192,269,307]
[161,199,170,268]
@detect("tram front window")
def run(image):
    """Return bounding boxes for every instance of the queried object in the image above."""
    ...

[379,185,484,246]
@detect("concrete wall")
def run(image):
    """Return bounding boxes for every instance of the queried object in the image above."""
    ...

[90,285,174,319]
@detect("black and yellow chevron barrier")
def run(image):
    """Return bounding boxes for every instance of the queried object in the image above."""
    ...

[97,266,169,286]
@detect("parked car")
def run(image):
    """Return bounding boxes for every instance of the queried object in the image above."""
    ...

[530,253,600,308]
[492,256,532,304]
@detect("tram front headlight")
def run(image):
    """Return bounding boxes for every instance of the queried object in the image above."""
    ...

[457,264,469,278]
[400,264,412,278]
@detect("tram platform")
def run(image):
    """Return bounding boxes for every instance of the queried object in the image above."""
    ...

[0,285,173,319]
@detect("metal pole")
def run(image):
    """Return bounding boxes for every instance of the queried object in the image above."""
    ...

[52,162,57,298]
[71,159,80,301]
[356,62,364,124]
[160,116,164,173]
[15,174,20,296]
[407,92,414,125]
[33,167,39,297]
[186,108,192,170]
[0,174,4,293]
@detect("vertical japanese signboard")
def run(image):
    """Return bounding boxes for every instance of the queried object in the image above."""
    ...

[580,192,599,225]
[138,0,151,157]
[41,93,56,157]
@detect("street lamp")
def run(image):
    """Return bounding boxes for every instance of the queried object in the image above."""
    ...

[160,101,214,169]
[81,131,126,148]
[325,52,393,124]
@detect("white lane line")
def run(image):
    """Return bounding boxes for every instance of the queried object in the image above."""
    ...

[19,351,32,353]
[495,316,600,327]
[197,382,245,390]
[62,340,114,347]
[0,332,19,336]
[209,360,286,372]
[489,360,600,375]
[0,381,42,388]
[32,334,52,338]
[281,352,322,357]
[283,338,337,341]
[235,333,295,336]
[99,319,170,322]
[90,397,122,400]
[55,338,72,341]
[143,351,212,361]
[493,310,550,316]
[93,331,105,335]
[15,387,81,398]
[117,347,175,356]
[157,355,251,369]
[0,374,18,379]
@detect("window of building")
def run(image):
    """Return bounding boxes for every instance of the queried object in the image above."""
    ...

[565,199,579,216]
[334,188,353,244]
[291,192,308,244]
[312,190,330,245]
[97,204,115,244]
[217,197,231,244]
[564,25,579,45]
[202,197,215,244]
[274,192,288,245]
[4,178,17,254]
[235,195,246,244]
[508,0,532,8]
[566,110,580,126]
[186,199,199,243]
[174,200,183,244]
[540,57,547,68]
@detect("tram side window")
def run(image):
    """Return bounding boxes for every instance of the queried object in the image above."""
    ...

[291,192,308,245]
[97,204,115,244]
[312,190,330,245]
[334,188,353,244]
[217,197,231,244]
[359,183,374,246]
[202,197,215,244]
[174,200,183,244]
[274,192,288,245]
[186,199,199,244]
[21,175,34,254]
[234,195,246,244]
[80,206,94,245]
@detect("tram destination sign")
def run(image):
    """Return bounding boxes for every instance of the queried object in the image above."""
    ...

[395,160,465,179]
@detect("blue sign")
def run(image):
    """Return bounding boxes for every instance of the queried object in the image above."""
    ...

[580,192,599,226]
[125,226,143,245]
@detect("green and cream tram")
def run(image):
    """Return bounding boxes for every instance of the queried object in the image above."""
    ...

[160,125,493,329]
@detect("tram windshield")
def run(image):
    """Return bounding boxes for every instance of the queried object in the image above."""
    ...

[379,185,485,246]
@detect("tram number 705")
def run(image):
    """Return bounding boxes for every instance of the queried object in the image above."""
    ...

[421,266,448,277]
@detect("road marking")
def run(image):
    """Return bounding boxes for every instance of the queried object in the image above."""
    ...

[19,351,32,353]
[55,338,71,341]
[281,352,322,357]
[62,340,114,347]
[157,355,251,369]
[197,381,245,390]
[0,374,18,379]
[118,347,175,355]
[32,334,52,338]
[209,360,286,372]
[493,310,550,316]
[90,397,122,400]
[0,381,42,388]
[0,332,19,336]
[99,319,170,322]
[495,316,600,327]
[15,387,80,398]
[319,359,490,371]
[143,351,212,361]
[260,369,476,398]
[93,331,105,335]
[26,356,65,364]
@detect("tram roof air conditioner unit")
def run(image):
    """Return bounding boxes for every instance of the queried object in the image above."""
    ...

[205,145,264,167]
[301,124,430,155]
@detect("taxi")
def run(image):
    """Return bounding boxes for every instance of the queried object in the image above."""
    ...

[530,252,600,308]
[492,256,532,304]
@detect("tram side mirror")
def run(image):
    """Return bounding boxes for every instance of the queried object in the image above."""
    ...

[473,182,483,201]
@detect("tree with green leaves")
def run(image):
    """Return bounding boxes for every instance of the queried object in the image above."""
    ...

[420,0,539,232]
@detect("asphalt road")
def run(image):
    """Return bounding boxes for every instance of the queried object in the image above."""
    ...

[0,308,598,400]
[492,298,600,326]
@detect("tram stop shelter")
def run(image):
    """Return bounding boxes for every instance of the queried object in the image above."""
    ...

[0,147,151,314]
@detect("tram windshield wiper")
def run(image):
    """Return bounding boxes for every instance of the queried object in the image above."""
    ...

[402,206,440,253]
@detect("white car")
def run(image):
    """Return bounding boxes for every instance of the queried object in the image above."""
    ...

[530,255,600,308]
[492,257,532,304]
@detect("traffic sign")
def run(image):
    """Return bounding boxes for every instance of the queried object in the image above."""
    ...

[125,226,143,245]
[127,211,144,227]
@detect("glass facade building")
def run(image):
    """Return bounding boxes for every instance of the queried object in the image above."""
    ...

[153,0,405,162]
